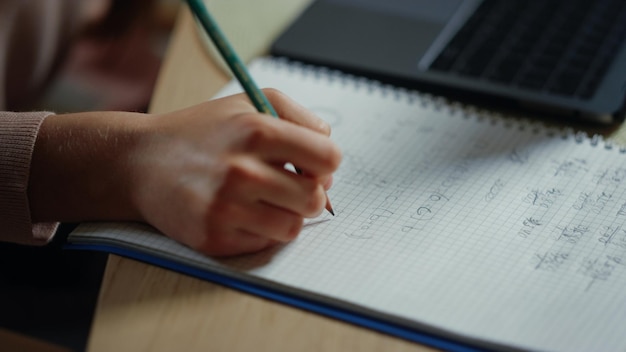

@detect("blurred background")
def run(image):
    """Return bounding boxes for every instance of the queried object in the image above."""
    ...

[1,1,180,351]
[34,0,180,113]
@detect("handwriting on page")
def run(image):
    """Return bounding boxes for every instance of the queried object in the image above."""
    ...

[350,135,492,237]
[341,152,436,239]
[516,161,626,292]
[523,164,626,291]
[333,112,626,294]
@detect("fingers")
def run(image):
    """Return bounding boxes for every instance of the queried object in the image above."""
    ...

[262,88,331,136]
[220,89,340,177]
[223,156,327,218]
[196,227,278,257]
[196,199,304,257]
[231,113,341,177]
[189,156,326,256]
[234,201,304,243]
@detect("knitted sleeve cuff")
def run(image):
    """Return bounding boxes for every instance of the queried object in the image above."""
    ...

[0,111,59,245]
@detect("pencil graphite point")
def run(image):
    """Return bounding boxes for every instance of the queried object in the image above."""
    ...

[326,202,335,216]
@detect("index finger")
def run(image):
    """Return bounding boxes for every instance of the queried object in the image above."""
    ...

[262,88,331,137]
[232,113,341,177]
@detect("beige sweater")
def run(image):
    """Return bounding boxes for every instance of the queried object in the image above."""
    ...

[0,0,107,245]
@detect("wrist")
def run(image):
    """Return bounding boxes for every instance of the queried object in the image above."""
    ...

[28,111,151,223]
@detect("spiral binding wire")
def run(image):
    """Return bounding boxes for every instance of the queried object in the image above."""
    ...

[265,57,625,153]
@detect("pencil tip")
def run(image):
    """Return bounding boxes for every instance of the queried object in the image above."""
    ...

[325,193,335,216]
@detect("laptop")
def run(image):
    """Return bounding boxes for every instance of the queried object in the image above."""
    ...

[271,0,626,124]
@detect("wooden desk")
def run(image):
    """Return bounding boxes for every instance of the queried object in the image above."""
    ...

[87,7,432,352]
[87,6,626,352]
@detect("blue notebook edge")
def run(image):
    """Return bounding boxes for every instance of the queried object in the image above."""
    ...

[64,242,487,352]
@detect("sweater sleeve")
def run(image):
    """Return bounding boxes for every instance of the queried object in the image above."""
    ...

[0,0,108,245]
[0,111,58,245]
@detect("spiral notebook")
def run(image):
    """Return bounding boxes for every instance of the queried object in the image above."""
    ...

[68,57,626,352]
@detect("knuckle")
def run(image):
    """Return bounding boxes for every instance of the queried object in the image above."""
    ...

[261,87,285,101]
[193,229,225,256]
[215,155,266,188]
[230,112,262,130]
[197,210,237,256]
[221,160,246,186]
[195,233,223,256]
[233,114,276,152]
[220,156,266,190]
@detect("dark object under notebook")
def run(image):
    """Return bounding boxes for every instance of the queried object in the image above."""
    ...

[272,0,626,123]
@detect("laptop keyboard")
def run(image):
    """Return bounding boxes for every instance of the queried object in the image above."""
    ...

[429,0,626,99]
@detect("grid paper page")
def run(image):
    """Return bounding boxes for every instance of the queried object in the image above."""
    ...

[71,58,626,352]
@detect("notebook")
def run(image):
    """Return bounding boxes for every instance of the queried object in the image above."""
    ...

[67,57,626,352]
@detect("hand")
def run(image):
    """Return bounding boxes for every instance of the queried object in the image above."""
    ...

[29,89,341,256]
[132,89,341,255]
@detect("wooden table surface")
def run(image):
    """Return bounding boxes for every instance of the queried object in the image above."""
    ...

[86,7,433,352]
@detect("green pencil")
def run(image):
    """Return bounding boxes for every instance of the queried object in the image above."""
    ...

[185,0,335,215]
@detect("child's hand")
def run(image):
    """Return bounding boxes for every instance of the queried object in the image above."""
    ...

[30,89,340,256]
[130,89,341,255]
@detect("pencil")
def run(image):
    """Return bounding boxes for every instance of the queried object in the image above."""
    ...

[185,0,335,216]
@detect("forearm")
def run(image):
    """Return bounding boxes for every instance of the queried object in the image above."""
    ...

[28,111,148,223]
